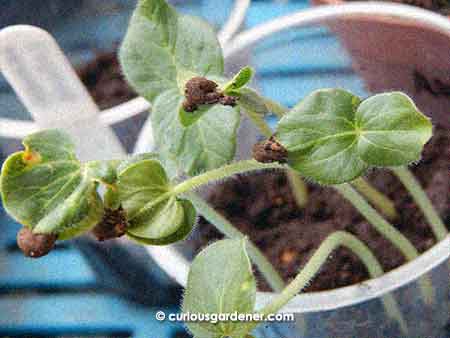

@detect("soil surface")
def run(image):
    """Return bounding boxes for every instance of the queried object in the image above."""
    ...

[76,51,136,109]
[76,52,144,152]
[77,51,449,293]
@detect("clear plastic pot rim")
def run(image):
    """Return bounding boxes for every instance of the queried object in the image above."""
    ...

[145,235,449,313]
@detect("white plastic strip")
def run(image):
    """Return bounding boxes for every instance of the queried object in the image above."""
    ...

[218,0,251,46]
[0,97,151,139]
[0,25,124,160]
[133,114,155,154]
[0,118,38,138]
[145,245,191,287]
[100,97,151,126]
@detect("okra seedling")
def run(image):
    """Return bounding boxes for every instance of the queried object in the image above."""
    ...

[0,0,448,336]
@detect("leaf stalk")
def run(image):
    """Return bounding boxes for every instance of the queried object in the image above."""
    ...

[391,167,448,241]
[171,160,285,196]
[351,177,398,220]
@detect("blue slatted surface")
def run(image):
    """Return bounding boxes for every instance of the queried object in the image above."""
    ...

[0,250,97,290]
[0,294,179,338]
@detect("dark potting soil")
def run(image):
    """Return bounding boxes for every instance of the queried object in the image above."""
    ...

[76,51,136,109]
[76,51,449,293]
[76,52,145,152]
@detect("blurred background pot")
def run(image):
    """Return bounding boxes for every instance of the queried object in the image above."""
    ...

[311,0,450,128]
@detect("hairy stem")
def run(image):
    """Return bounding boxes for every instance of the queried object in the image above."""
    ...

[261,95,288,118]
[287,169,308,208]
[335,183,434,303]
[391,167,448,241]
[245,109,273,138]
[187,192,285,292]
[172,160,285,196]
[336,184,417,260]
[351,177,398,220]
[256,231,407,333]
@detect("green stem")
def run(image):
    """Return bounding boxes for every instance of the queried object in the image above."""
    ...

[255,231,407,333]
[391,167,448,241]
[351,177,398,221]
[186,192,285,292]
[261,96,288,118]
[172,160,285,196]
[335,184,418,260]
[245,109,273,138]
[286,169,308,208]
[334,183,434,303]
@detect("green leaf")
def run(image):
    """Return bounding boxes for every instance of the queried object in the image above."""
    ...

[152,89,240,176]
[127,199,196,245]
[119,0,223,103]
[355,92,432,166]
[0,130,107,239]
[182,239,256,338]
[117,158,196,244]
[277,89,431,185]
[223,66,254,94]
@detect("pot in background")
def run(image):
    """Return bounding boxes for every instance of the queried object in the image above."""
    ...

[312,0,450,128]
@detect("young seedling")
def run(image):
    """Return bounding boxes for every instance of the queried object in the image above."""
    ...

[0,0,448,336]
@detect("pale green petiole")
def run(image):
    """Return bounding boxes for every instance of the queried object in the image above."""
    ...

[351,177,398,221]
[286,169,308,208]
[171,160,286,196]
[391,166,448,241]
[259,94,288,119]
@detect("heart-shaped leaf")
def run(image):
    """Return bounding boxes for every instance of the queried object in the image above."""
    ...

[152,89,240,176]
[277,89,432,184]
[0,130,110,239]
[120,0,223,103]
[117,158,196,244]
[182,239,256,338]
